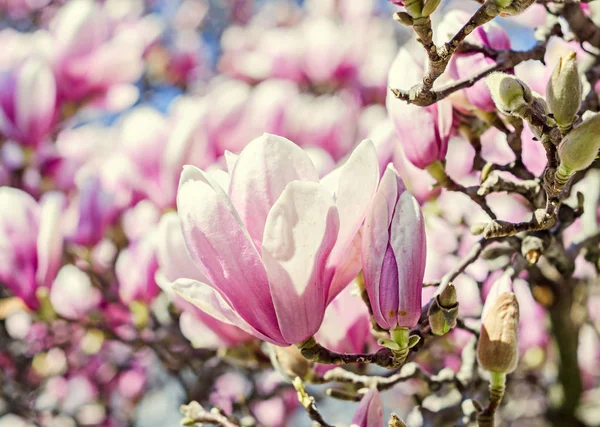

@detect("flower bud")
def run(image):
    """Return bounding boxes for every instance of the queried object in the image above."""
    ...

[495,0,536,16]
[546,52,581,131]
[0,58,57,147]
[362,165,426,331]
[351,388,384,427]
[477,276,520,374]
[556,113,600,185]
[268,344,314,382]
[486,72,533,116]
[428,284,459,336]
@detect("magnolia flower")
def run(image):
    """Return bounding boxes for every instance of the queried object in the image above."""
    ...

[0,57,56,147]
[115,230,160,305]
[362,165,426,331]
[49,265,102,320]
[351,388,384,427]
[50,0,147,101]
[387,46,453,169]
[172,133,379,346]
[0,188,63,309]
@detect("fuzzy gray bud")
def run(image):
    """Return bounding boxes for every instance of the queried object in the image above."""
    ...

[556,113,600,186]
[486,72,533,116]
[546,52,582,131]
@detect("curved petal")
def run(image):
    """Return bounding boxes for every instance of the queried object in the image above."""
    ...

[155,212,208,284]
[262,181,340,344]
[351,388,384,427]
[328,139,379,262]
[36,192,65,288]
[390,191,426,328]
[171,278,285,346]
[361,191,392,329]
[228,133,319,249]
[361,166,405,329]
[177,165,283,343]
[325,140,379,299]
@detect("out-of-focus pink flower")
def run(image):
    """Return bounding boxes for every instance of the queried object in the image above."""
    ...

[440,11,510,112]
[513,279,549,353]
[50,0,148,102]
[63,175,118,247]
[0,0,51,19]
[316,285,372,354]
[0,57,56,147]
[362,165,426,330]
[117,368,147,399]
[173,134,379,346]
[49,265,101,320]
[115,231,160,305]
[0,188,63,309]
[351,388,384,427]
[155,212,254,348]
[387,47,453,169]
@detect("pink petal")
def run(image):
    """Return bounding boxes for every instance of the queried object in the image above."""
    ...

[324,139,379,300]
[36,192,65,288]
[228,133,319,250]
[389,191,426,328]
[262,181,340,344]
[172,278,285,346]
[155,212,208,284]
[177,165,283,343]
[351,388,384,427]
[361,168,398,329]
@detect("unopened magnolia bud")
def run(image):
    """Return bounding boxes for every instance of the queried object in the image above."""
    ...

[421,0,442,17]
[556,113,600,186]
[428,284,459,336]
[403,0,423,17]
[393,12,414,26]
[546,52,581,131]
[268,344,314,381]
[477,292,519,374]
[486,72,533,116]
[495,0,536,16]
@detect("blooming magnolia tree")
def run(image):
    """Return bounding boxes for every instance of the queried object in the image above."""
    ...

[1,0,600,426]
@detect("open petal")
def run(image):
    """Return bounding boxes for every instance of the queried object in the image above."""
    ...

[228,133,319,250]
[262,181,339,344]
[177,165,284,343]
[155,212,207,284]
[324,140,379,297]
[172,278,286,346]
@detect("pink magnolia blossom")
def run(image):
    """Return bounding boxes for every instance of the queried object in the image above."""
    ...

[49,0,148,102]
[351,388,384,427]
[115,231,160,305]
[0,188,63,309]
[172,133,379,346]
[0,57,57,147]
[63,175,118,247]
[362,165,426,330]
[49,265,101,320]
[387,46,453,169]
